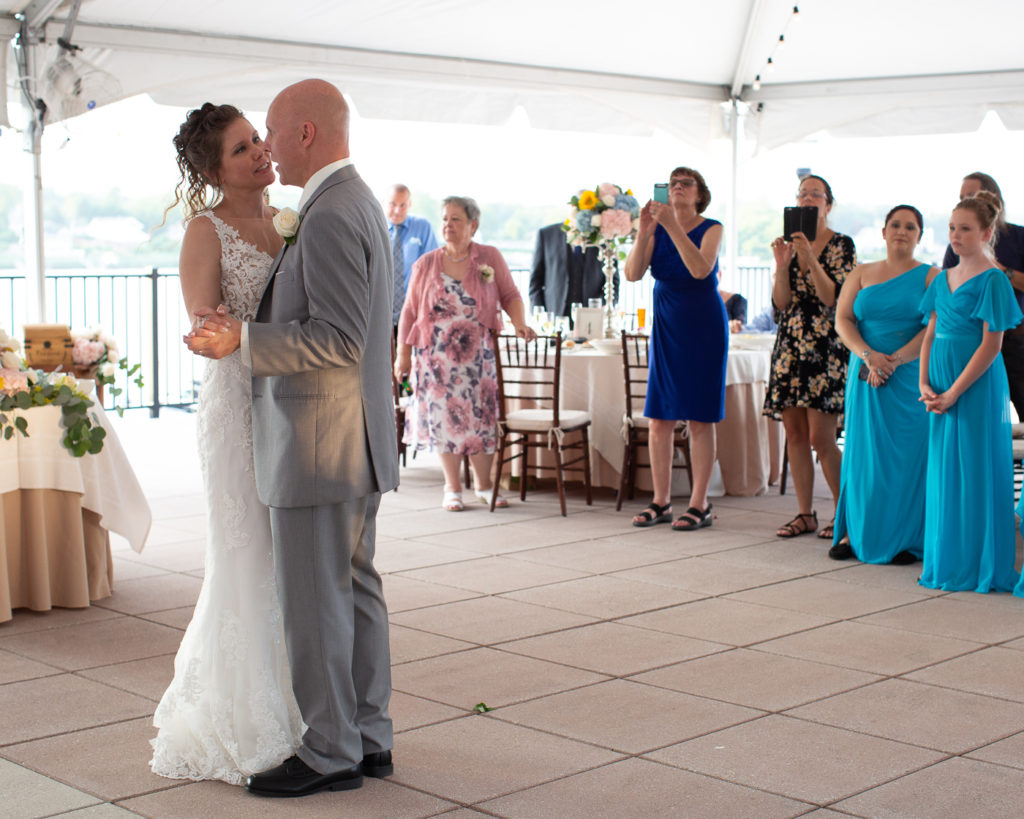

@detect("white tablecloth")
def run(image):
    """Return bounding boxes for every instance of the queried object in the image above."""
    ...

[0,404,151,552]
[553,345,779,496]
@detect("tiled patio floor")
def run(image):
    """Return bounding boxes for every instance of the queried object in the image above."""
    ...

[4,410,1024,818]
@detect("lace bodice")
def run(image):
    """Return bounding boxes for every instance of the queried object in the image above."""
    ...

[201,212,275,321]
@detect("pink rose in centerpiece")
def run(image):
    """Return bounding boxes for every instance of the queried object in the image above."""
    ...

[597,182,620,206]
[0,367,28,396]
[72,338,106,366]
[599,208,633,239]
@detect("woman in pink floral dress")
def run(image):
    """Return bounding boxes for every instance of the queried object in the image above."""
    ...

[395,196,534,511]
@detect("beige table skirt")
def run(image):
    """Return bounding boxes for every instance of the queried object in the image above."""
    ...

[0,489,113,623]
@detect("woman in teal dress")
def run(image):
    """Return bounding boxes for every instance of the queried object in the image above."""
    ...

[919,192,1023,593]
[832,205,937,564]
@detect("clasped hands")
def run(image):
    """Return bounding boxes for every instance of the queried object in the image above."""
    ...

[184,305,242,359]
[864,351,898,388]
[919,384,957,414]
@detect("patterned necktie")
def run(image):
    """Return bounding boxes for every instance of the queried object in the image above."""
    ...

[392,226,405,323]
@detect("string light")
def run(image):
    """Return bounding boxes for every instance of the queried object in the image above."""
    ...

[749,4,801,92]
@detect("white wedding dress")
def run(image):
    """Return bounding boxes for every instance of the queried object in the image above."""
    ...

[150,212,303,785]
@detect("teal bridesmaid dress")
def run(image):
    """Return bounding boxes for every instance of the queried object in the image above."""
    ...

[834,264,930,562]
[919,268,1023,593]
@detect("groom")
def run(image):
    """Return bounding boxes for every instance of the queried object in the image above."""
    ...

[187,79,399,797]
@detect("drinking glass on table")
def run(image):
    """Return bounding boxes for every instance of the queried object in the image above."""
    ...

[637,307,647,330]
[588,298,602,309]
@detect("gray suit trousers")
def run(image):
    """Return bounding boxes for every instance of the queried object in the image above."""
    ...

[269,494,393,774]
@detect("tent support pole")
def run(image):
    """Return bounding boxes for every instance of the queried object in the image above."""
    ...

[25,118,47,323]
[728,97,739,286]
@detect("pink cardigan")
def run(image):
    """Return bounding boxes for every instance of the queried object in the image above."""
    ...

[397,243,523,348]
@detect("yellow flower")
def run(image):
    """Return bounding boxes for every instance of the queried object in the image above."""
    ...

[578,190,599,210]
[626,189,633,196]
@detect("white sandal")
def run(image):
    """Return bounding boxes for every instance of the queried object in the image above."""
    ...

[475,488,508,508]
[442,491,464,512]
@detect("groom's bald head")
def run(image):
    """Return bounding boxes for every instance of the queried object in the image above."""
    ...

[265,79,350,187]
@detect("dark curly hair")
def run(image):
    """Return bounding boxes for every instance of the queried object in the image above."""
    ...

[165,103,244,223]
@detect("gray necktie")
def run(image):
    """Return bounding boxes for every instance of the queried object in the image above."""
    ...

[392,227,405,324]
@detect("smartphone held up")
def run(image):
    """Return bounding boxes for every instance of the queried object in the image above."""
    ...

[783,206,818,242]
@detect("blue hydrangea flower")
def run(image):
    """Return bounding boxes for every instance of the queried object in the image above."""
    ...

[615,194,640,218]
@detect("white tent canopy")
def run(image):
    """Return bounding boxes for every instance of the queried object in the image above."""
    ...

[3,0,1024,318]
[5,0,1024,148]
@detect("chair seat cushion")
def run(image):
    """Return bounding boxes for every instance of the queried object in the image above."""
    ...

[622,414,686,430]
[506,408,591,432]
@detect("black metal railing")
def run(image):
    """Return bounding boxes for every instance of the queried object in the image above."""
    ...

[1,263,773,416]
[2,268,199,416]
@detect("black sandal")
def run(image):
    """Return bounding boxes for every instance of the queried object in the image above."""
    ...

[828,537,854,560]
[673,503,712,531]
[632,502,672,528]
[777,511,817,538]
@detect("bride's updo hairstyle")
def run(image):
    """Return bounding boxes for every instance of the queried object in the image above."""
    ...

[955,190,1002,248]
[168,102,244,222]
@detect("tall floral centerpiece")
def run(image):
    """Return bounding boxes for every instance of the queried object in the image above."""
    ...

[1,327,106,456]
[564,183,639,337]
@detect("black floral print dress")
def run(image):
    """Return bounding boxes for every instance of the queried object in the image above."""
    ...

[764,232,856,420]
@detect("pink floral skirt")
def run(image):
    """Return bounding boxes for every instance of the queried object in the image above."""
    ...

[404,275,498,455]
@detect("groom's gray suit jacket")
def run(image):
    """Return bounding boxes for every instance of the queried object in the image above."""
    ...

[249,164,399,507]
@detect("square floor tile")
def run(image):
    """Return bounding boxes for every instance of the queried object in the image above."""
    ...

[392,647,606,709]
[833,756,1024,818]
[611,556,802,596]
[788,678,1024,753]
[503,574,702,619]
[390,691,465,734]
[141,607,194,630]
[509,536,677,573]
[0,605,120,636]
[388,715,621,804]
[397,555,588,595]
[0,616,184,671]
[382,574,479,613]
[78,654,176,701]
[373,539,482,573]
[0,674,154,744]
[120,776,453,818]
[821,561,945,596]
[727,576,929,619]
[905,646,1024,702]
[634,648,880,712]
[856,596,1024,644]
[966,730,1024,770]
[477,756,808,818]
[0,648,61,685]
[495,678,762,754]
[756,621,982,675]
[497,621,725,676]
[621,597,833,646]
[389,624,475,665]
[708,539,855,576]
[649,714,942,804]
[93,574,203,616]
[390,595,594,645]
[0,758,99,817]
[3,717,170,801]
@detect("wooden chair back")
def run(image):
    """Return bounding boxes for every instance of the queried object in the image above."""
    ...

[620,331,650,420]
[492,332,563,427]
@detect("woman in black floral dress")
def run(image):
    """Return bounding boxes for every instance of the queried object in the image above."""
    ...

[764,175,856,540]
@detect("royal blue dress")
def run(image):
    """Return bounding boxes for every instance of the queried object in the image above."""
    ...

[918,268,1023,593]
[644,220,727,422]
[834,264,930,562]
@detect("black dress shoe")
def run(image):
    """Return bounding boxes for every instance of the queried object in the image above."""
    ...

[890,550,918,565]
[828,539,854,560]
[245,755,363,798]
[362,749,394,778]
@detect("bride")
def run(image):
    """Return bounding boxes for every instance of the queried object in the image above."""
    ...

[150,103,302,784]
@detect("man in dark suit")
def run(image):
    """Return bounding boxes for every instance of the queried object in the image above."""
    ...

[186,79,398,799]
[529,222,613,317]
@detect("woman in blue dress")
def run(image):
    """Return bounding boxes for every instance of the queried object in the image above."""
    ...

[831,205,937,564]
[626,166,727,531]
[919,191,1023,593]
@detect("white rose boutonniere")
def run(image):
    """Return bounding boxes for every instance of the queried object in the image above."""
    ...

[479,264,495,284]
[273,207,301,245]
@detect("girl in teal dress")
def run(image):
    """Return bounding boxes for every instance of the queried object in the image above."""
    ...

[832,205,937,564]
[919,192,1023,593]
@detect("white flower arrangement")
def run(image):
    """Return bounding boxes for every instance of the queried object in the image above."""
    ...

[563,182,640,250]
[479,264,495,283]
[70,326,143,416]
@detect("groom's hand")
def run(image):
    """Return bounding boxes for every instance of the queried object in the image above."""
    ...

[184,305,242,359]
